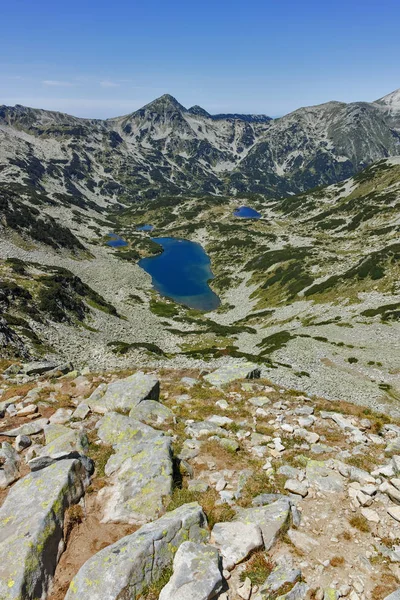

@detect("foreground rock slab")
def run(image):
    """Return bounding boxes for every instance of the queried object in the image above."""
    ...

[0,459,88,600]
[65,502,209,600]
[159,541,223,600]
[203,363,260,387]
[88,371,159,413]
[97,412,173,523]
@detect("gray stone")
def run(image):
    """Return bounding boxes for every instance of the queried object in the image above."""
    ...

[39,424,88,457]
[22,360,58,376]
[1,417,49,437]
[387,438,400,454]
[284,479,308,497]
[306,460,345,492]
[275,582,310,600]
[277,465,303,479]
[129,400,175,425]
[219,438,240,452]
[15,434,31,451]
[159,542,223,600]
[185,421,227,438]
[72,403,90,420]
[259,557,301,595]
[65,502,208,600]
[88,371,160,414]
[181,377,199,387]
[0,459,88,600]
[252,493,286,506]
[204,363,260,387]
[97,412,173,524]
[211,520,263,570]
[384,589,400,600]
[294,406,314,416]
[207,414,233,427]
[0,442,20,488]
[236,498,291,550]
[16,403,37,416]
[49,408,73,424]
[28,451,94,475]
[249,396,271,407]
[187,479,209,493]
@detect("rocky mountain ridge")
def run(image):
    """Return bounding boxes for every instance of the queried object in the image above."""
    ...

[1,89,400,207]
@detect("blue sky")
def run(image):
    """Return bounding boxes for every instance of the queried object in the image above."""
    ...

[1,0,400,118]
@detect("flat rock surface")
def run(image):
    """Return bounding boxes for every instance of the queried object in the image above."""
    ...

[96,412,173,524]
[65,502,209,600]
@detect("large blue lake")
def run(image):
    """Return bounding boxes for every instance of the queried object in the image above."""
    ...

[234,206,261,219]
[139,237,221,311]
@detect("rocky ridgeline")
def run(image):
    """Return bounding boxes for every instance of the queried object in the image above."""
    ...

[2,361,400,599]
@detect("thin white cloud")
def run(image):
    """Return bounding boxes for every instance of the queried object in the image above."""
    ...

[100,80,120,88]
[42,80,74,87]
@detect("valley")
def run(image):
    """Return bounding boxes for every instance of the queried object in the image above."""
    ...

[2,88,400,600]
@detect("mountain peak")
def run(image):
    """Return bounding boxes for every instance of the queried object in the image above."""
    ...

[187,105,211,118]
[141,94,186,113]
[375,88,400,112]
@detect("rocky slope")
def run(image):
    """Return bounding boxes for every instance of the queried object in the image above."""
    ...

[1,156,400,411]
[2,361,400,599]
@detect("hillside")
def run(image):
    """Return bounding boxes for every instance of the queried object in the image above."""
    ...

[0,153,400,415]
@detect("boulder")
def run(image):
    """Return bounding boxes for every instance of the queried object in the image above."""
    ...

[22,361,58,376]
[71,402,90,420]
[1,417,49,437]
[38,423,88,457]
[204,363,260,387]
[49,408,73,424]
[384,590,400,600]
[284,479,308,497]
[159,541,223,600]
[65,502,208,600]
[87,371,159,413]
[257,556,301,596]
[0,459,89,600]
[306,460,345,492]
[211,520,263,570]
[235,498,291,550]
[96,412,173,524]
[15,434,31,451]
[275,582,310,600]
[129,400,175,425]
[0,442,20,488]
[185,421,227,438]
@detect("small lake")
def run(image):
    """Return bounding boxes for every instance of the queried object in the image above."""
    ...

[136,224,154,231]
[106,233,128,247]
[139,237,220,311]
[234,206,261,219]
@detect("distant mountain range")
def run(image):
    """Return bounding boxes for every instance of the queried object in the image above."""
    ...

[1,89,400,209]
